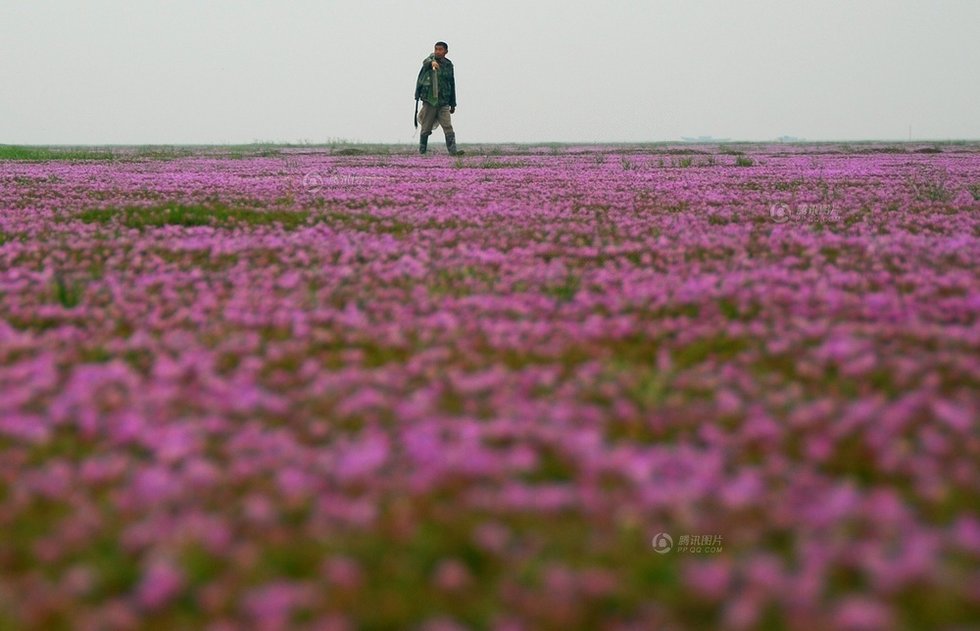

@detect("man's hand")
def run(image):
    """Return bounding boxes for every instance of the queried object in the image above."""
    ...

[450,107,455,114]
[431,61,440,70]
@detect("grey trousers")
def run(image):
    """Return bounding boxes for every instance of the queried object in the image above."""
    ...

[417,102,454,135]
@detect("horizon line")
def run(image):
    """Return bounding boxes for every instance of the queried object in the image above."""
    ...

[3,139,980,148]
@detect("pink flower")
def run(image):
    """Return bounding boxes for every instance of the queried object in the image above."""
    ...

[433,559,472,592]
[682,559,731,601]
[833,596,893,630]
[136,560,184,610]
[322,556,364,589]
[931,399,973,433]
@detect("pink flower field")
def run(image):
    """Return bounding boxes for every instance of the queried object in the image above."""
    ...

[1,143,978,630]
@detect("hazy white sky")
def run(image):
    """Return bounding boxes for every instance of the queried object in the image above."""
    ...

[2,0,977,145]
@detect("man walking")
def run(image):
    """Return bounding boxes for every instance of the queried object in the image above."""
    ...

[414,41,463,155]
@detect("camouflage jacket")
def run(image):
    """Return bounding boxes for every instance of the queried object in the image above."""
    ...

[414,55,456,107]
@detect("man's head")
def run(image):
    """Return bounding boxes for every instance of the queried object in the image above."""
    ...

[433,41,448,58]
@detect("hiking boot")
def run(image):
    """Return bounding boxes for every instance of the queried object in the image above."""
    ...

[419,132,431,155]
[445,132,464,156]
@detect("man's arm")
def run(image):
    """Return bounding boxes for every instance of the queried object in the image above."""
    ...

[414,66,425,99]
[415,57,434,99]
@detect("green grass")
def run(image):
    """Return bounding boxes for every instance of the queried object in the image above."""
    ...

[673,334,750,369]
[772,178,805,191]
[77,202,313,230]
[0,231,27,245]
[130,145,195,159]
[52,274,84,308]
[480,158,525,169]
[544,274,581,302]
[0,145,114,161]
[908,168,955,202]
